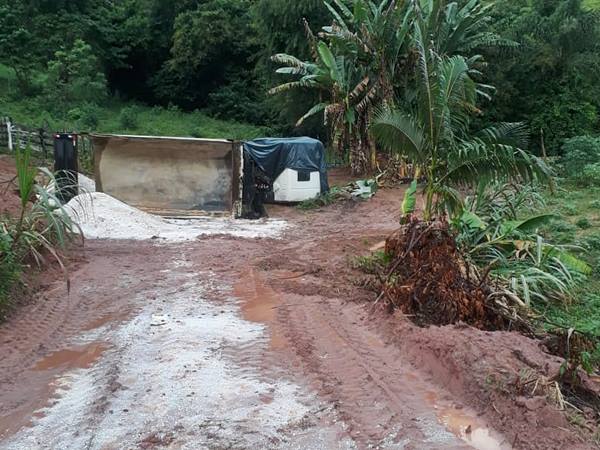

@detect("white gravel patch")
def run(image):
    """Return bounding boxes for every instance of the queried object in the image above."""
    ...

[65,192,288,241]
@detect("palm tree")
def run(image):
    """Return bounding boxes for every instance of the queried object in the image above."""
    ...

[270,0,413,174]
[371,20,550,219]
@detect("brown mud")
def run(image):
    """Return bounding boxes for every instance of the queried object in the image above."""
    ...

[0,154,20,217]
[0,169,596,448]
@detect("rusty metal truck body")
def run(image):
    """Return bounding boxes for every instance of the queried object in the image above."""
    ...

[92,134,243,216]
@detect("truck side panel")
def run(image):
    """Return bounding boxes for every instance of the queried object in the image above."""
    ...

[93,135,239,214]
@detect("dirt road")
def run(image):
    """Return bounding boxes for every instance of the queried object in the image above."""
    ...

[0,188,592,449]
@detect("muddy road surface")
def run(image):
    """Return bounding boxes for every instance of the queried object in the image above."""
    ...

[0,187,591,449]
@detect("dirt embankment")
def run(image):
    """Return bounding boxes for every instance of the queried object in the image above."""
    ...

[0,173,597,448]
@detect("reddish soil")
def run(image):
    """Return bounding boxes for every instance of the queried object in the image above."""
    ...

[0,171,597,448]
[0,155,21,217]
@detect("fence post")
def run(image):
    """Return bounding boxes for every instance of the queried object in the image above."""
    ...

[6,118,13,151]
[39,127,47,158]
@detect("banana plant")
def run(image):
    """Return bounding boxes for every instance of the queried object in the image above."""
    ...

[270,0,413,174]
[417,0,517,57]
[271,41,375,174]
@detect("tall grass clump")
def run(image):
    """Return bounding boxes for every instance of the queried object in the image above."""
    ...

[0,146,80,317]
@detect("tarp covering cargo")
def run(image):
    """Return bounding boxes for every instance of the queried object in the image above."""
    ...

[92,134,241,215]
[242,137,329,193]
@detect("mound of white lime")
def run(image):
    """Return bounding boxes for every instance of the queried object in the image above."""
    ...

[65,192,288,241]
[78,173,96,193]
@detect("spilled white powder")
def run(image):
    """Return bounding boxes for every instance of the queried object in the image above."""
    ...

[77,173,96,193]
[65,192,288,241]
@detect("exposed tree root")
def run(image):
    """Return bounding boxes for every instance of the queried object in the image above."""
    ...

[378,217,530,331]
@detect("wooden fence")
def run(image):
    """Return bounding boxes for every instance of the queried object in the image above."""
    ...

[1,117,94,171]
[0,117,54,156]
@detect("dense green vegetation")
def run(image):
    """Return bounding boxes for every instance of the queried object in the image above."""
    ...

[0,64,267,139]
[0,0,330,135]
[541,183,600,336]
[1,0,598,150]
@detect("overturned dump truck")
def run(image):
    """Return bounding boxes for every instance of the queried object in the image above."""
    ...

[92,134,328,218]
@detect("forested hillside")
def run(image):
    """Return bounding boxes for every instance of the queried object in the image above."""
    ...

[1,0,598,151]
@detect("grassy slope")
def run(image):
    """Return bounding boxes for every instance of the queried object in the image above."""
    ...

[541,183,600,334]
[583,0,600,11]
[0,65,268,140]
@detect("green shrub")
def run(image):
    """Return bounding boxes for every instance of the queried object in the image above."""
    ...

[67,103,99,130]
[191,126,205,138]
[576,217,592,229]
[591,199,600,209]
[118,106,139,130]
[353,250,392,274]
[548,219,577,233]
[46,39,107,105]
[455,182,591,306]
[584,233,600,250]
[583,163,600,186]
[593,256,600,276]
[562,204,579,216]
[562,136,600,181]
[297,187,344,210]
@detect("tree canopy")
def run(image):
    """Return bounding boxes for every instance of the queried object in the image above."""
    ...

[0,0,598,152]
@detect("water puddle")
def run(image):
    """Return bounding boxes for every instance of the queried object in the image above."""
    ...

[1,343,107,440]
[234,269,285,349]
[438,408,507,450]
[83,309,132,331]
[425,391,510,450]
[34,342,108,371]
[82,309,131,331]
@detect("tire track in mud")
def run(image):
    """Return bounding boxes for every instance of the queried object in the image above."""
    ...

[2,187,589,449]
[0,245,160,387]
[250,230,505,449]
[274,290,468,449]
[0,243,177,439]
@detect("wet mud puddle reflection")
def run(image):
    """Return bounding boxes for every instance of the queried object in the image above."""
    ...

[426,391,511,450]
[34,342,108,371]
[234,268,286,349]
[0,342,108,439]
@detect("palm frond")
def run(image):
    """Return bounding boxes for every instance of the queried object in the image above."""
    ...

[296,103,327,127]
[371,108,426,161]
[477,122,530,149]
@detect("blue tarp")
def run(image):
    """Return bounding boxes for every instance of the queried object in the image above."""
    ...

[243,137,329,193]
